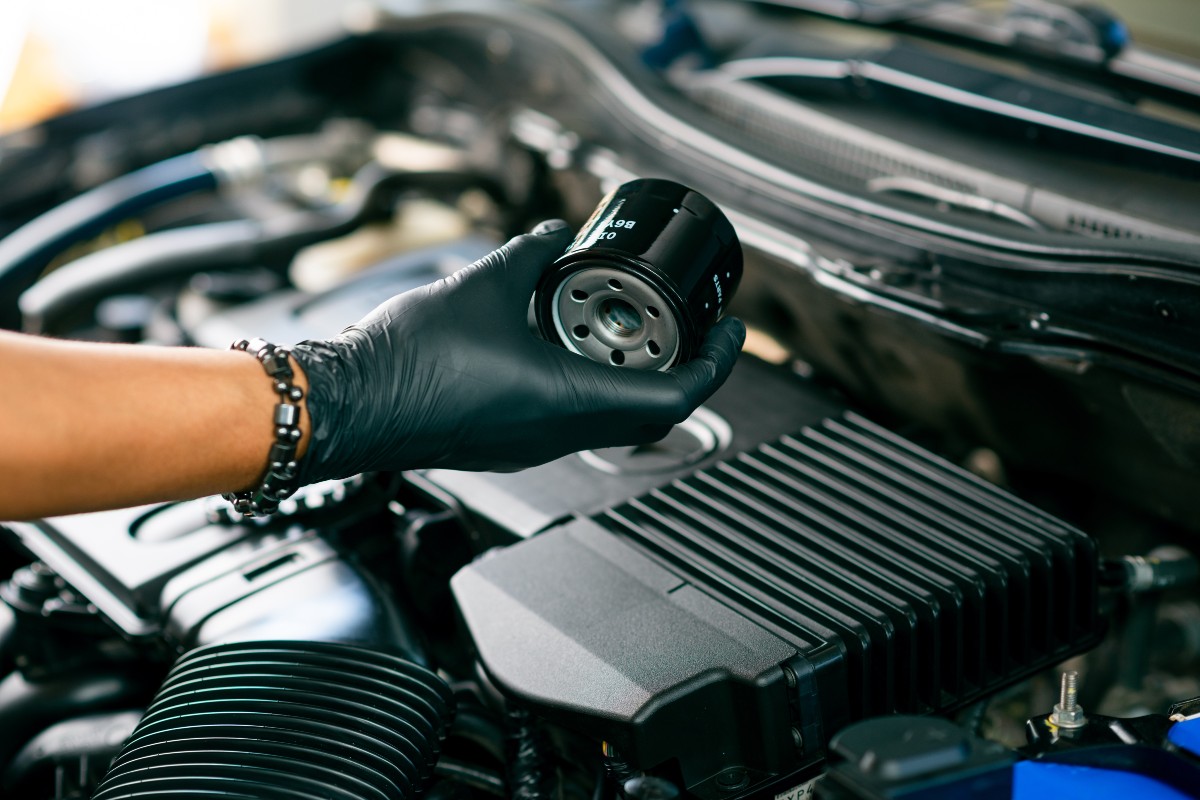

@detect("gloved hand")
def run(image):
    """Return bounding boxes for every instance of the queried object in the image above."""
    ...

[290,220,745,484]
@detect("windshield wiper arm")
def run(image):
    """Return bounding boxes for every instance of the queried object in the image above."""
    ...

[746,0,1200,101]
[723,44,1200,175]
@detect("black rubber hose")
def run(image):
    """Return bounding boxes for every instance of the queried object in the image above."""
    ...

[91,640,455,800]
[0,152,217,328]
[435,758,506,796]
[506,705,556,800]
[20,219,261,334]
[19,165,505,334]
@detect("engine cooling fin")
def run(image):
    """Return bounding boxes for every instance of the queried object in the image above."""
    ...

[91,640,455,800]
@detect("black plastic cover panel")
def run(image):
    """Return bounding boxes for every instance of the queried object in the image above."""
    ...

[595,410,1102,722]
[454,519,797,786]
[451,374,1102,792]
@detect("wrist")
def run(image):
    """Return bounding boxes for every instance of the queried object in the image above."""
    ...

[227,338,310,516]
[288,338,355,486]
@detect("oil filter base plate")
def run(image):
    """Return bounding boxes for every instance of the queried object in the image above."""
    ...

[551,265,681,370]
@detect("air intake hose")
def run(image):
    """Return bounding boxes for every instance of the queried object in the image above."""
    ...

[91,640,455,799]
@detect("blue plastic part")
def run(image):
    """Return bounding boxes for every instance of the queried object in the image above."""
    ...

[1014,761,1193,800]
[1168,716,1200,757]
[1103,20,1130,51]
[640,1,713,71]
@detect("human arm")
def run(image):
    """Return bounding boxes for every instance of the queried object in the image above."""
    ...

[0,330,310,521]
[0,221,744,521]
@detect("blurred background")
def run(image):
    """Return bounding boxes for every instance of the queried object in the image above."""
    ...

[1,0,1199,135]
[0,0,361,134]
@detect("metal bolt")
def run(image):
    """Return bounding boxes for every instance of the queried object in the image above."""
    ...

[791,726,804,750]
[1049,670,1087,729]
[1060,671,1078,708]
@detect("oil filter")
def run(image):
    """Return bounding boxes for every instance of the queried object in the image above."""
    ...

[535,179,742,370]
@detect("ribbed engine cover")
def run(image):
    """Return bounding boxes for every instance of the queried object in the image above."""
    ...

[452,404,1102,797]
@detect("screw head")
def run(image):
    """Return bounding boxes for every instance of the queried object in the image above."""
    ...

[715,768,749,792]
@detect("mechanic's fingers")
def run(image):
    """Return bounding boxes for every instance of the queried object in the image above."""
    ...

[570,315,745,425]
[666,316,746,414]
[494,220,572,302]
[638,423,675,443]
[530,218,571,237]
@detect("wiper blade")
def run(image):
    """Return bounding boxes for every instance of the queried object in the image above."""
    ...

[724,44,1200,175]
[748,0,1200,100]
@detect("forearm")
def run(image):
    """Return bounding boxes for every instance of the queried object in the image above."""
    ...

[0,331,309,520]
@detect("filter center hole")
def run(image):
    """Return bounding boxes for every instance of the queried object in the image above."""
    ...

[596,297,643,337]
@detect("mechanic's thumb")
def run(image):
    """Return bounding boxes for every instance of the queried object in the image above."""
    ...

[498,220,572,300]
[669,316,746,410]
[531,218,570,236]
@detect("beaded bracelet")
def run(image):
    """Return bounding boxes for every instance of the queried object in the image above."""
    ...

[224,338,304,517]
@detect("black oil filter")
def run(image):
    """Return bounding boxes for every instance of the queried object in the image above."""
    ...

[535,179,742,370]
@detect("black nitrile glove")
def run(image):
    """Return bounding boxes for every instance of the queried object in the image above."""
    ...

[290,220,745,484]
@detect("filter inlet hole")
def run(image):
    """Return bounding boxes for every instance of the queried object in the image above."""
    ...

[572,325,590,340]
[610,350,625,366]
[570,289,589,302]
[645,305,660,319]
[607,278,623,291]
[647,340,661,357]
[597,297,644,337]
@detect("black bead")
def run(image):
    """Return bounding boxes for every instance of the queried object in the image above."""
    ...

[268,443,292,465]
[263,351,293,378]
[288,387,304,402]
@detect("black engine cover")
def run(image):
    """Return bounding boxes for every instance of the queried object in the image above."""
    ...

[448,358,1103,796]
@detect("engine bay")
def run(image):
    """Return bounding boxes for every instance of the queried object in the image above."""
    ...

[2,2,1200,799]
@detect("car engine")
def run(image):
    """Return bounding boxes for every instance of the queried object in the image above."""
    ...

[1,2,1199,799]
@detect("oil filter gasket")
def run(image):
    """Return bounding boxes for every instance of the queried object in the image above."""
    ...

[536,178,742,371]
